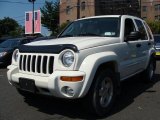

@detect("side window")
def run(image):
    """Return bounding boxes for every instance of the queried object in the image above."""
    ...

[144,22,153,40]
[124,18,136,39]
[135,19,148,40]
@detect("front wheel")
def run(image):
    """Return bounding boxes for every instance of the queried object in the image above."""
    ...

[84,69,119,116]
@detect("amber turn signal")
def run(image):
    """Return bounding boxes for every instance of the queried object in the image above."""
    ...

[60,76,83,82]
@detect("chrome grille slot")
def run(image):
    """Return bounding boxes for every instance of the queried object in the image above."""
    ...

[23,55,26,71]
[19,54,54,75]
[42,56,47,74]
[37,56,41,73]
[19,55,23,70]
[32,55,36,72]
[27,55,31,72]
[49,56,54,74]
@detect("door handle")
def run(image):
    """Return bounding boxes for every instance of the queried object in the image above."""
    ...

[136,44,141,48]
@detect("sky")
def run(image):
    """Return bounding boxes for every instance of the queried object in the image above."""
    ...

[0,0,55,36]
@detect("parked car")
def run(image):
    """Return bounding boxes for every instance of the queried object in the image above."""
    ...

[0,37,12,43]
[0,38,32,66]
[7,15,156,116]
[0,39,6,44]
[154,34,160,59]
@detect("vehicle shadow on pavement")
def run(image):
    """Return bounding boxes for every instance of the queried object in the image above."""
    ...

[110,73,160,117]
[0,65,8,69]
[23,74,160,119]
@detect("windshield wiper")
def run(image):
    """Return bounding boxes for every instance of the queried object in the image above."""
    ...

[77,33,103,37]
[59,33,104,38]
[59,34,73,38]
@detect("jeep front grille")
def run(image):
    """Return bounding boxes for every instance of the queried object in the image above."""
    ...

[19,54,54,74]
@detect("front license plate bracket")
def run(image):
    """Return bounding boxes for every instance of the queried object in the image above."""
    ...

[19,78,35,93]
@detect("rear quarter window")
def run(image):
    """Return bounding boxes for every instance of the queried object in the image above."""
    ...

[135,19,148,40]
[144,22,153,40]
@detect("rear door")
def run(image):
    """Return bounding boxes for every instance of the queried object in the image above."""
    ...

[134,19,152,69]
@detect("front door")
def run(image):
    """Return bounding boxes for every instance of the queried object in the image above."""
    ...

[120,18,142,79]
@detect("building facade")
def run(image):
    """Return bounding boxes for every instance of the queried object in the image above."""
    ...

[60,0,140,25]
[95,0,139,16]
[141,0,160,21]
[60,0,95,25]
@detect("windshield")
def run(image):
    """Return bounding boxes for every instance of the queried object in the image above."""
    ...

[0,39,20,48]
[59,17,120,38]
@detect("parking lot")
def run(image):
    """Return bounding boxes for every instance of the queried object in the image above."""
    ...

[0,62,160,120]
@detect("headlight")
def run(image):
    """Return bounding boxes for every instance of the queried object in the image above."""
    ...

[0,52,7,57]
[62,51,74,67]
[13,49,19,63]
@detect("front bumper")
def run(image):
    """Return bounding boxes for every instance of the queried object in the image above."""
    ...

[7,65,86,99]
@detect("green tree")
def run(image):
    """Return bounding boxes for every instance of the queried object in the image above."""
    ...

[0,17,23,37]
[147,20,160,34]
[41,0,59,36]
[9,25,24,37]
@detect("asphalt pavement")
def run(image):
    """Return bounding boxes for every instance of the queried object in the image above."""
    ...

[0,62,160,120]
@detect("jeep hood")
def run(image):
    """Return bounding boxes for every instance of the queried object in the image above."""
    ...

[26,37,120,50]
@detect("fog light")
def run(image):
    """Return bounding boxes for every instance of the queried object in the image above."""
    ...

[63,86,74,97]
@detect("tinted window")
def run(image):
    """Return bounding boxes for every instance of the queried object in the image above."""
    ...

[144,22,153,40]
[59,18,120,37]
[135,19,148,40]
[124,18,136,40]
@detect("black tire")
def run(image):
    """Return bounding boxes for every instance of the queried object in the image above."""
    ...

[142,58,156,82]
[84,69,119,116]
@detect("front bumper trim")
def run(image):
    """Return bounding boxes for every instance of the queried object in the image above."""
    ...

[7,66,86,99]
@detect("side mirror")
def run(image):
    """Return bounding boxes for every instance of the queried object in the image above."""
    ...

[125,31,141,42]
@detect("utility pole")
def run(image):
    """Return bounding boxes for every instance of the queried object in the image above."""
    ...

[28,0,36,35]
[139,0,141,17]
[77,0,80,19]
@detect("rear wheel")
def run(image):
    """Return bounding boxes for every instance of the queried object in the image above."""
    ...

[84,69,119,116]
[142,58,156,82]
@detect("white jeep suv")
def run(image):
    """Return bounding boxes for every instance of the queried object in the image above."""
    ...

[7,15,156,116]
